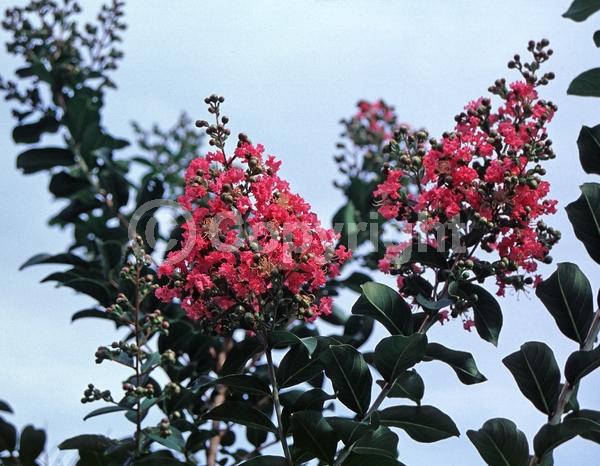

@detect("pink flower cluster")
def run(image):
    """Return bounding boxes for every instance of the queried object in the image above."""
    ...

[375,78,559,296]
[156,141,350,333]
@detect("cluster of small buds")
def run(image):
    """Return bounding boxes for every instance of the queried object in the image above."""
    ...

[159,418,172,438]
[196,94,231,150]
[81,384,113,404]
[123,381,154,398]
[145,309,170,334]
[165,382,181,396]
[506,39,555,86]
[161,349,177,365]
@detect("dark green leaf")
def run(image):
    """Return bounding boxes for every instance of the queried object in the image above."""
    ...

[536,263,594,345]
[221,337,261,375]
[58,434,113,451]
[49,171,91,198]
[12,115,59,144]
[467,418,529,466]
[84,405,133,421]
[577,125,600,175]
[462,283,503,346]
[379,405,460,443]
[214,374,271,396]
[565,409,600,444]
[282,389,335,433]
[204,401,276,433]
[568,68,600,97]
[71,308,117,323]
[20,252,88,270]
[374,334,427,382]
[533,417,592,458]
[238,456,288,466]
[352,282,413,335]
[327,417,372,446]
[566,183,600,264]
[321,345,372,416]
[17,147,76,174]
[291,411,337,464]
[502,342,561,415]
[0,401,12,414]
[398,243,449,269]
[425,343,487,385]
[387,369,425,403]
[342,455,405,466]
[277,343,323,388]
[563,0,600,21]
[0,418,17,452]
[353,425,398,459]
[565,345,600,385]
[19,425,46,462]
[145,427,185,453]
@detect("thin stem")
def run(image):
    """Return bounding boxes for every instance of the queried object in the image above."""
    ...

[133,262,142,454]
[264,343,293,466]
[207,339,231,466]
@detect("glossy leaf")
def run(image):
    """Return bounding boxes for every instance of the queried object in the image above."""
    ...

[503,342,560,415]
[239,456,289,466]
[374,334,427,383]
[83,405,133,421]
[467,418,529,466]
[533,417,592,458]
[565,345,600,385]
[352,282,412,335]
[566,183,600,264]
[568,68,600,97]
[577,125,600,175]
[277,343,323,388]
[425,343,487,385]
[291,411,337,464]
[536,263,594,345]
[462,283,503,346]
[353,425,399,459]
[16,147,75,174]
[563,0,600,21]
[321,345,372,416]
[387,369,425,403]
[204,402,277,433]
[19,425,46,462]
[213,374,271,396]
[379,405,460,443]
[327,417,372,446]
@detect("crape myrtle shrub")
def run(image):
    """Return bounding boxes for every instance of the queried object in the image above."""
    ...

[3,1,600,466]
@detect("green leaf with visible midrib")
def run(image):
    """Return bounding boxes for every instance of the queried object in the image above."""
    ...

[502,342,560,415]
[467,418,529,466]
[566,183,600,264]
[536,263,593,345]
[204,402,277,433]
[321,345,372,416]
[379,405,459,443]
[352,282,412,335]
[563,0,600,22]
[374,334,427,383]
[425,343,487,385]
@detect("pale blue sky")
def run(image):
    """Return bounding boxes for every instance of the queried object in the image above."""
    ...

[1,1,600,464]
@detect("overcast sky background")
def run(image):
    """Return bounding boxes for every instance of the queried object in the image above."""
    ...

[1,1,600,465]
